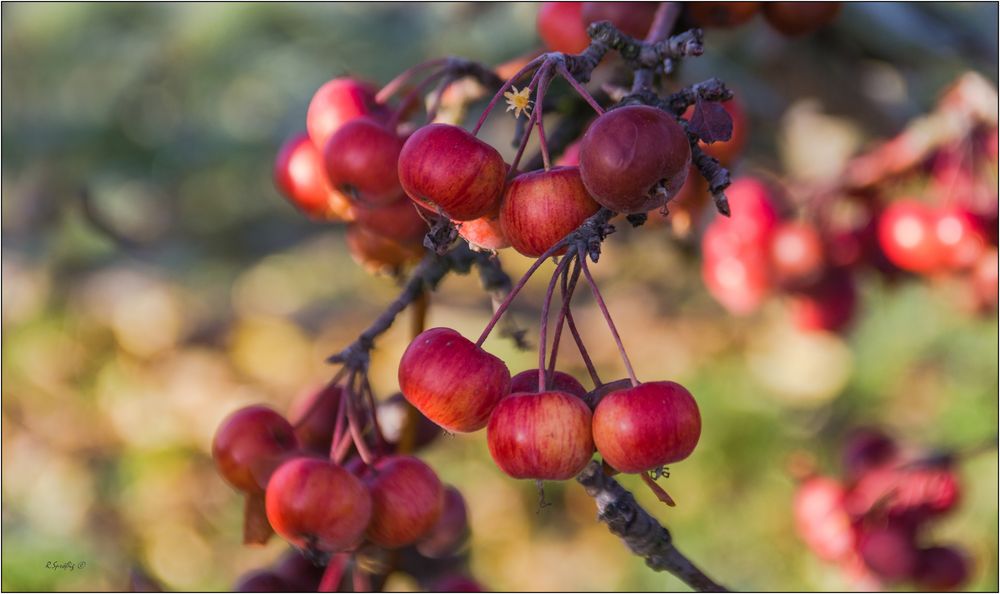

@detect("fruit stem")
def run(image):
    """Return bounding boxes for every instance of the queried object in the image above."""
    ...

[387,68,450,129]
[317,553,349,592]
[328,378,351,460]
[547,253,583,381]
[534,66,555,171]
[507,63,551,176]
[577,245,639,387]
[360,374,389,454]
[537,255,572,392]
[425,71,458,124]
[345,388,376,465]
[352,566,371,592]
[472,54,546,136]
[556,62,605,116]
[377,57,451,104]
[475,238,572,348]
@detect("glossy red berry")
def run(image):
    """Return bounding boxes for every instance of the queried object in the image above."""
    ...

[416,485,470,559]
[274,133,349,221]
[323,117,405,207]
[307,78,383,150]
[213,405,300,494]
[509,369,587,398]
[701,245,772,316]
[877,200,945,273]
[500,166,601,257]
[592,381,701,473]
[578,105,691,214]
[398,124,506,221]
[845,464,960,521]
[913,546,971,591]
[456,212,511,251]
[537,2,590,54]
[265,458,372,552]
[352,199,430,246]
[857,523,918,582]
[763,2,841,36]
[581,2,658,38]
[789,268,857,333]
[768,221,826,289]
[934,206,988,270]
[398,327,511,433]
[687,2,760,28]
[793,477,855,562]
[365,455,445,549]
[487,390,594,480]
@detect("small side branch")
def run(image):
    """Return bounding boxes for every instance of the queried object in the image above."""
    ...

[576,462,729,593]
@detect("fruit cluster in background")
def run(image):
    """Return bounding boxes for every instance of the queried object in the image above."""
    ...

[794,428,972,591]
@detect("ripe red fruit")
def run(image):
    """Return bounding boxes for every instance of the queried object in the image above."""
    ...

[701,248,772,316]
[398,327,511,433]
[857,523,918,581]
[487,390,594,480]
[972,248,999,309]
[288,384,343,454]
[877,200,945,273]
[365,455,444,548]
[345,225,423,274]
[687,2,760,28]
[213,405,300,493]
[416,485,470,558]
[841,428,898,482]
[500,166,601,257]
[537,2,590,54]
[705,177,781,250]
[592,381,701,473]
[275,133,351,221]
[456,212,511,251]
[307,78,383,150]
[789,268,857,333]
[265,458,372,552]
[913,546,971,591]
[323,117,405,207]
[763,2,841,36]
[845,465,960,520]
[934,206,987,270]
[769,221,826,289]
[398,124,507,221]
[578,105,691,214]
[509,369,588,398]
[581,2,659,39]
[793,476,855,562]
[352,199,430,245]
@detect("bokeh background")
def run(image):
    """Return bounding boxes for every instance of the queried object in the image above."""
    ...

[2,2,997,591]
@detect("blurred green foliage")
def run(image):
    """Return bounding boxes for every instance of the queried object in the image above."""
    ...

[1,3,997,592]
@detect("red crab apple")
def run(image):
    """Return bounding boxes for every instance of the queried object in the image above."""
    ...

[763,2,840,36]
[416,485,470,558]
[845,464,960,520]
[768,220,826,289]
[500,166,601,257]
[914,546,971,591]
[789,268,857,333]
[934,206,987,270]
[857,523,919,582]
[265,458,372,552]
[288,384,343,454]
[591,381,701,473]
[323,117,406,207]
[307,77,383,150]
[578,105,691,214]
[581,2,658,38]
[701,248,772,316]
[398,124,506,221]
[274,133,354,221]
[398,327,511,433]
[352,198,431,245]
[793,476,855,561]
[509,369,587,398]
[537,2,590,54]
[457,211,510,251]
[346,225,423,274]
[364,455,444,549]
[877,200,944,273]
[487,390,595,480]
[687,2,760,28]
[212,405,300,493]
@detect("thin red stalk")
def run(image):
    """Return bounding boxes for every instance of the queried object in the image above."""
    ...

[331,430,354,465]
[328,381,350,460]
[507,63,551,176]
[388,68,449,129]
[577,246,639,387]
[534,66,555,171]
[346,392,376,465]
[475,237,572,347]
[548,253,583,380]
[566,306,602,388]
[425,72,457,124]
[360,374,388,454]
[556,62,605,115]
[352,567,371,592]
[377,57,451,103]
[537,256,572,392]
[471,55,546,136]
[318,554,348,593]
